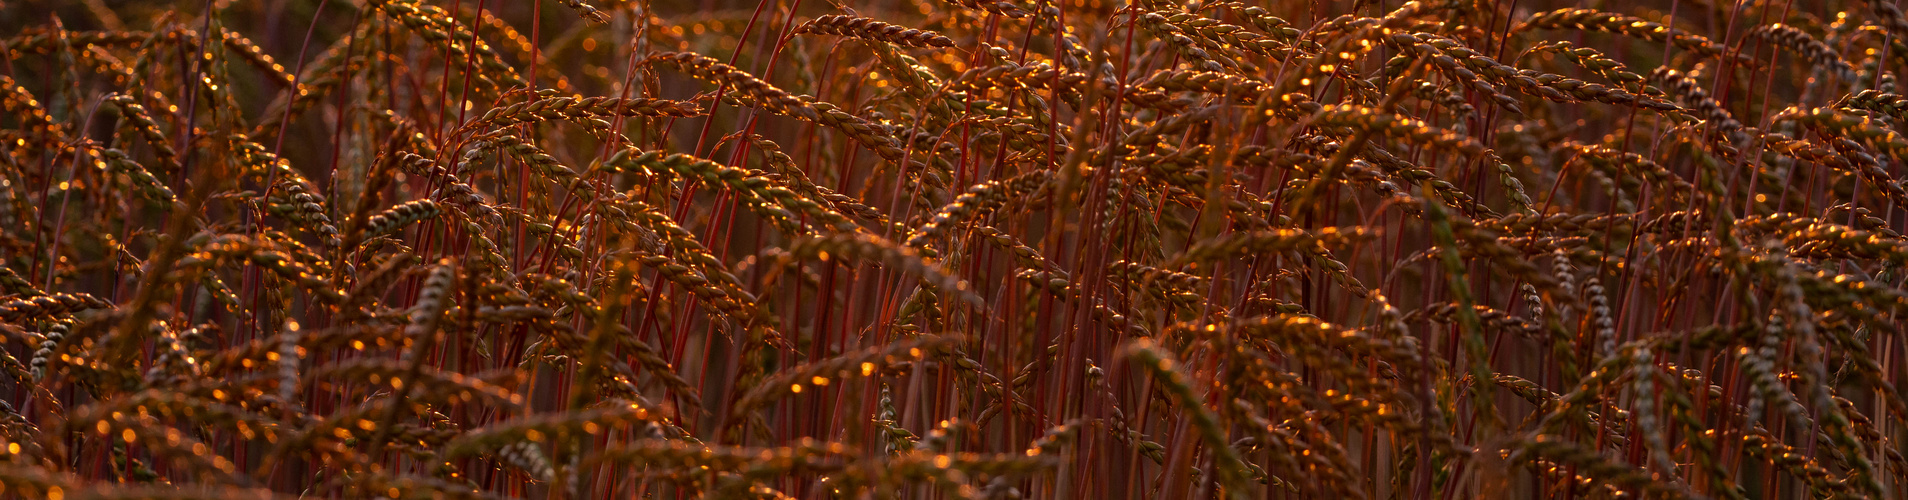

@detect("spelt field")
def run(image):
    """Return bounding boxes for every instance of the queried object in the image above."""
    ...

[0,0,1905,497]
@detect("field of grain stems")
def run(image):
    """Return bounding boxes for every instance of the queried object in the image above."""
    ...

[0,0,1905,498]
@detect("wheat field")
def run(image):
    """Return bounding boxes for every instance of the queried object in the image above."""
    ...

[0,0,1905,498]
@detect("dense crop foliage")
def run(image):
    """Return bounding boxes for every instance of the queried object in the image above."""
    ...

[2,0,1908,497]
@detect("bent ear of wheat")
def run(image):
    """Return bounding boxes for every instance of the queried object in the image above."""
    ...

[795,15,956,48]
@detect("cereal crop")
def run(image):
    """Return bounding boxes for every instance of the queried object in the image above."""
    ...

[0,0,1905,498]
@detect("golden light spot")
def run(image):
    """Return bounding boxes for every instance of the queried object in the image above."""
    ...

[861,362,875,376]
[790,383,803,393]
[811,376,829,386]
